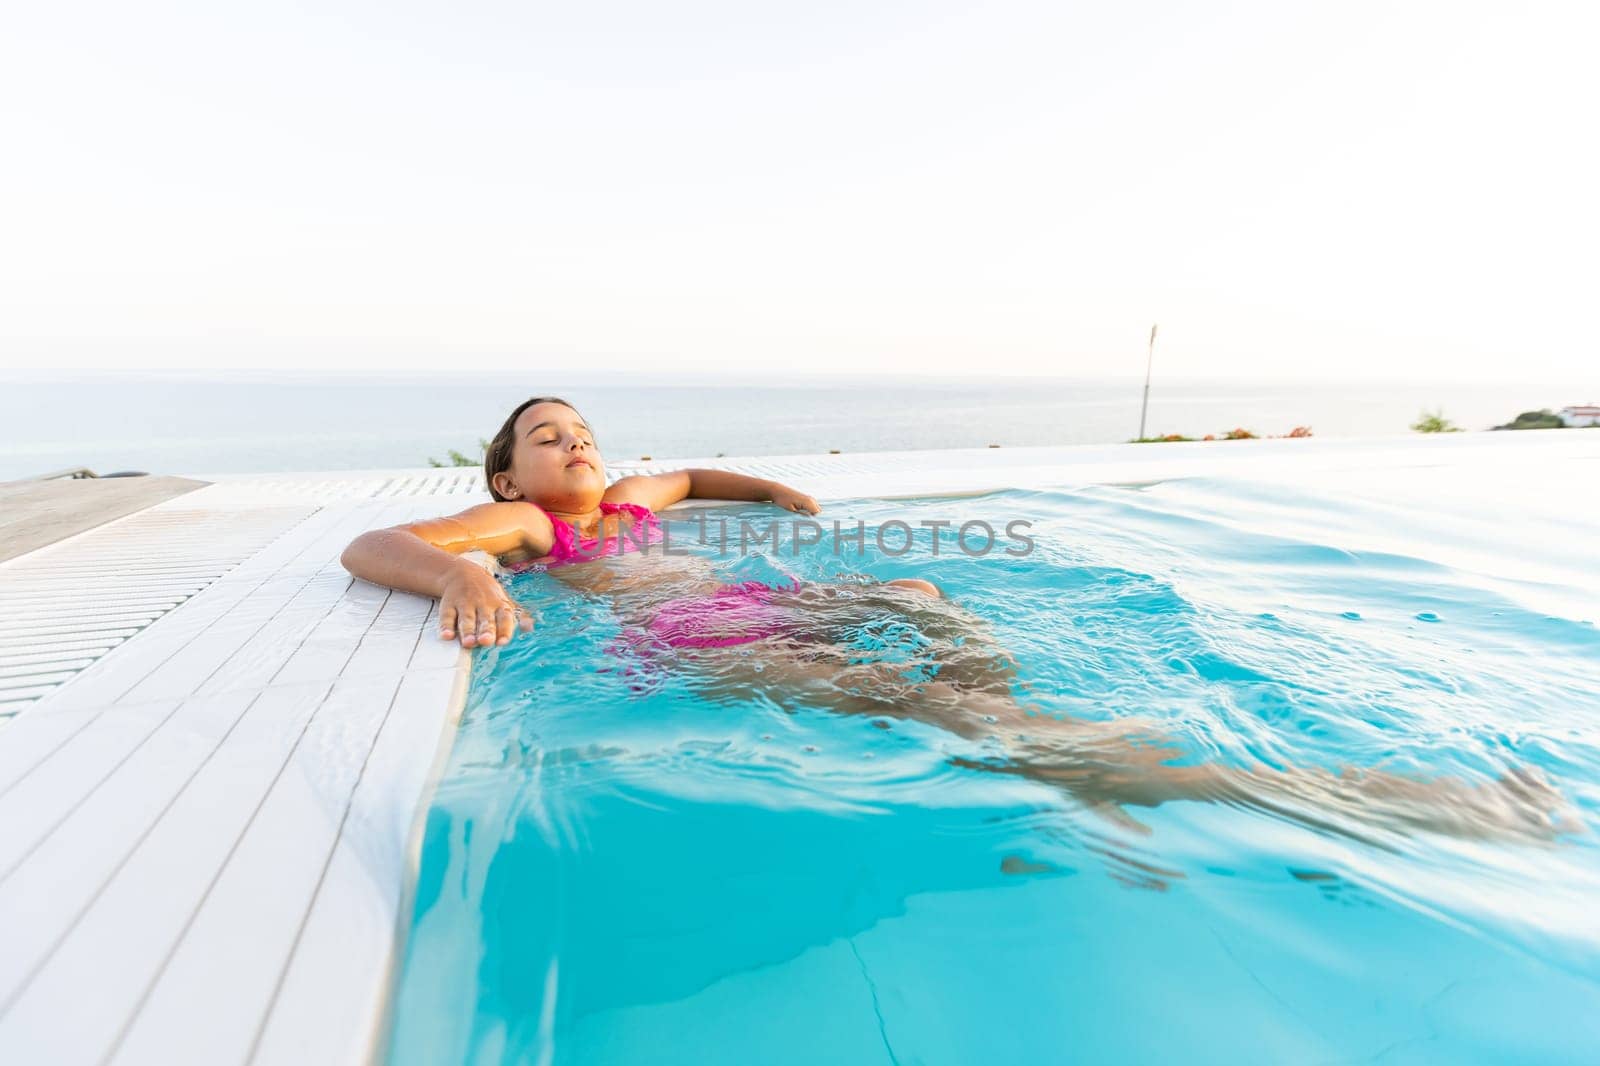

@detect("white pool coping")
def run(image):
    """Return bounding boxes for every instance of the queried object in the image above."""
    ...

[0,429,1596,1066]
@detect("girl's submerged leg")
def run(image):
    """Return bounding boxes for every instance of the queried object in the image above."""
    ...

[626,579,1578,843]
[678,637,1577,844]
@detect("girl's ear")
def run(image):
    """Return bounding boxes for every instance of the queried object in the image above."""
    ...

[491,471,520,500]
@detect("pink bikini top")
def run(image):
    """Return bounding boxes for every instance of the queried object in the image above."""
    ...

[517,500,664,570]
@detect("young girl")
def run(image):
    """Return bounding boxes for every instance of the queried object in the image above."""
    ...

[342,395,939,650]
[341,396,1576,843]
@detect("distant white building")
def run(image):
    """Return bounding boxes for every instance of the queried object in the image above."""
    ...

[1559,404,1600,427]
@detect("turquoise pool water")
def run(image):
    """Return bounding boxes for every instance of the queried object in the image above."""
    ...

[386,480,1600,1065]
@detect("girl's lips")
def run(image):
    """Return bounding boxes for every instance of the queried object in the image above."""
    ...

[566,459,591,469]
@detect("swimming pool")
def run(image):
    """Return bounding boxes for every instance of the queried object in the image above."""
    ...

[385,471,1600,1065]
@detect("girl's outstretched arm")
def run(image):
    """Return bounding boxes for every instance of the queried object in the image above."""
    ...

[607,470,821,515]
[340,502,553,648]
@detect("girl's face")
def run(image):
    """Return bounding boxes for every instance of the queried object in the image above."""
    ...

[493,401,607,511]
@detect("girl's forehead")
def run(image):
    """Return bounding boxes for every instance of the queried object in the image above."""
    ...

[515,404,589,435]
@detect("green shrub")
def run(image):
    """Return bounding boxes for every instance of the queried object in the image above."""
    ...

[1410,409,1461,433]
[428,439,489,468]
[1131,426,1309,443]
[1494,409,1564,430]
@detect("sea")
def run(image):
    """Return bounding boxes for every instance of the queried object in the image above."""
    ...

[0,372,1592,481]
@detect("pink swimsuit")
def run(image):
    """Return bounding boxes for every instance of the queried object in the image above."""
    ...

[514,501,800,650]
[644,575,803,649]
[518,500,665,568]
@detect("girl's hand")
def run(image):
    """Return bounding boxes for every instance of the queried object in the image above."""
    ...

[767,482,822,516]
[438,560,532,648]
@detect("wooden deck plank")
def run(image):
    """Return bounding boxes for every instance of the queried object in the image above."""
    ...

[0,707,100,796]
[0,670,80,689]
[178,503,419,699]
[0,653,99,672]
[109,675,404,1066]
[0,582,209,599]
[0,683,59,702]
[122,566,357,704]
[0,702,180,881]
[248,668,463,1066]
[0,619,152,641]
[0,682,332,1065]
[0,604,170,624]
[2,564,247,579]
[0,477,208,563]
[38,507,357,713]
[2,507,315,667]
[408,600,463,673]
[0,636,127,656]
[0,475,479,1064]
[269,578,392,687]
[340,591,433,682]
[0,690,256,1007]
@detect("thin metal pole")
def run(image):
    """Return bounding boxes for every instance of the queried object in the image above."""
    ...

[1138,323,1158,440]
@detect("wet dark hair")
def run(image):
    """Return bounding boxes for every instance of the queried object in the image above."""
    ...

[484,396,587,501]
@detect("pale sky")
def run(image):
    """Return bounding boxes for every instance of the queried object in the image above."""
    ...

[2,1,1595,382]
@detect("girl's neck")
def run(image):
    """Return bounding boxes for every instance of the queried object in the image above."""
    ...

[542,502,605,537]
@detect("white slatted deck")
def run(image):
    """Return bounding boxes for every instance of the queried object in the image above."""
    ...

[0,472,490,1066]
[0,504,318,720]
[1,430,1597,1066]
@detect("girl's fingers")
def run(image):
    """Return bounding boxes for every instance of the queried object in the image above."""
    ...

[448,597,531,649]
[494,604,517,645]
[475,607,499,646]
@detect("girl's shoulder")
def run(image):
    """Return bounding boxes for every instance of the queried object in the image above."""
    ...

[602,470,692,513]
